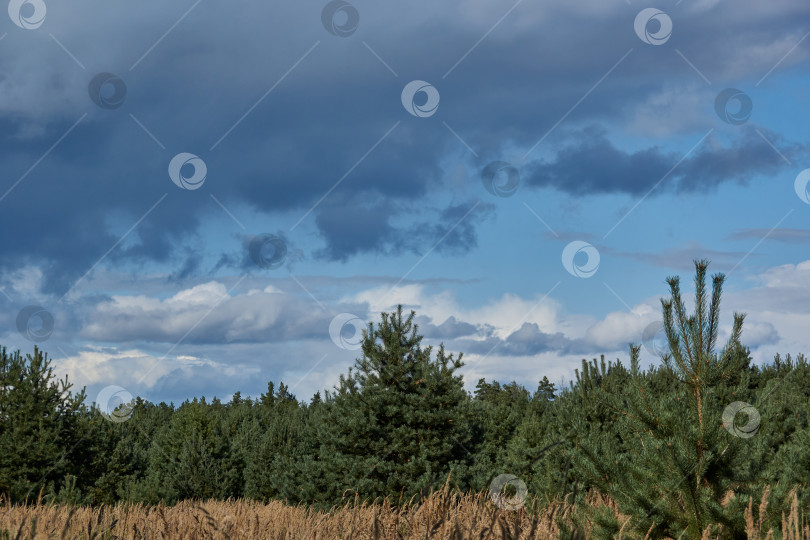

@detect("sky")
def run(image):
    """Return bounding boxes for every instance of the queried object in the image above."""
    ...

[1,0,809,408]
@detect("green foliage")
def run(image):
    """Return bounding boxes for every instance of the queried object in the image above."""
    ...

[563,260,757,538]
[0,346,93,502]
[0,269,807,534]
[461,379,533,493]
[314,305,473,506]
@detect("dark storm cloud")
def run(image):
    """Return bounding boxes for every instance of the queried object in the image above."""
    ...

[524,126,809,196]
[313,198,492,261]
[313,198,399,261]
[0,0,807,289]
[677,128,808,191]
[405,201,496,256]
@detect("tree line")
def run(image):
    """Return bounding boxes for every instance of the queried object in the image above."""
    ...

[1,261,808,537]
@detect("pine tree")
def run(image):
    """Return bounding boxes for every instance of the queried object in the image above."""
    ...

[566,260,755,538]
[140,398,238,503]
[536,376,556,401]
[0,346,91,502]
[463,379,532,492]
[751,353,810,530]
[316,305,472,506]
[259,381,295,408]
[499,376,570,505]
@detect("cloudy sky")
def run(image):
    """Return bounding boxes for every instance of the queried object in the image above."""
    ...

[1,0,809,406]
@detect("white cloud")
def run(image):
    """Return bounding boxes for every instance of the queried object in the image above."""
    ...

[753,260,810,290]
[346,284,562,340]
[344,259,810,386]
[80,280,326,344]
[53,346,181,391]
[24,258,810,401]
[52,345,264,401]
[582,302,659,351]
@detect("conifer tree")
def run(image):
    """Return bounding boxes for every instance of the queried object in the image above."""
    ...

[0,346,91,502]
[749,353,810,527]
[316,305,472,505]
[464,379,532,491]
[536,376,556,402]
[566,260,755,538]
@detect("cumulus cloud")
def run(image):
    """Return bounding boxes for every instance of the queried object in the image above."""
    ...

[14,256,808,402]
[51,345,264,404]
[54,347,197,391]
[80,281,334,344]
[416,315,479,339]
[457,322,570,357]
[581,303,659,352]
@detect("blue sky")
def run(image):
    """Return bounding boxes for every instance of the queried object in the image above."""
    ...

[1,0,809,406]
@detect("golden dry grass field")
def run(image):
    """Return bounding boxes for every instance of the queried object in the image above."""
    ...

[0,487,807,539]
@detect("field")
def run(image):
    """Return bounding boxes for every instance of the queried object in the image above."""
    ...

[1,487,807,539]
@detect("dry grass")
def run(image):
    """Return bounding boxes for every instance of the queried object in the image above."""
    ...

[0,486,806,539]
[744,486,810,540]
[0,490,572,539]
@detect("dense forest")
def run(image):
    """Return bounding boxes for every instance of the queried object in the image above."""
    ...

[2,261,809,538]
